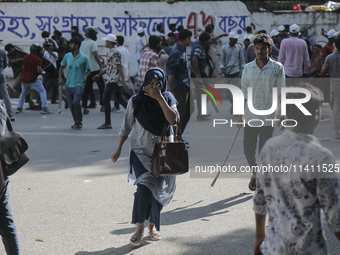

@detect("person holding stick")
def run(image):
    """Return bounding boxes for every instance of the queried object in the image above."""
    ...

[237,34,285,191]
[16,44,53,115]
[111,67,178,246]
[5,44,38,111]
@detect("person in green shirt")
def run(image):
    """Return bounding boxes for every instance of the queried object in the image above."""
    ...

[59,37,91,129]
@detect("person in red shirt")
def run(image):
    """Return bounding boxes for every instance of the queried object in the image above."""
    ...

[174,25,183,43]
[16,44,52,114]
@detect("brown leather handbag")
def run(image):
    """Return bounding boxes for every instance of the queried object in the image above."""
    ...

[151,124,189,176]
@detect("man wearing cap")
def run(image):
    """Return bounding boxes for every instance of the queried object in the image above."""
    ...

[131,27,148,84]
[220,31,244,113]
[242,34,252,64]
[277,25,289,49]
[322,29,335,62]
[93,34,128,129]
[80,26,105,114]
[220,31,244,78]
[269,29,280,61]
[321,29,336,103]
[278,24,310,79]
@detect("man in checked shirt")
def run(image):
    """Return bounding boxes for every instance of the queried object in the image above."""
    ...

[137,35,167,86]
[236,34,285,191]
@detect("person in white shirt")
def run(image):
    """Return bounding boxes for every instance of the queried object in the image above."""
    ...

[253,84,340,255]
[112,35,132,112]
[269,29,280,61]
[131,27,148,84]
[117,36,129,83]
[93,34,128,129]
[41,31,59,52]
[41,40,59,104]
[43,41,58,69]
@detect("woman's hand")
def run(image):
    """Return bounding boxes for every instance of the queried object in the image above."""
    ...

[111,148,121,163]
[143,84,162,101]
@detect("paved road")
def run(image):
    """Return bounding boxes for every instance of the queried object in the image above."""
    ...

[0,98,339,255]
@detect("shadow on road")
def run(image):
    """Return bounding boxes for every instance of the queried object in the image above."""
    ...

[75,242,151,255]
[111,193,253,235]
[75,228,254,255]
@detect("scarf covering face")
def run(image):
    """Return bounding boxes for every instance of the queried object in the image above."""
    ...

[132,67,177,136]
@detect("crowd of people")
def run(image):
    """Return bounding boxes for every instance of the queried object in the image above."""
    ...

[0,21,339,254]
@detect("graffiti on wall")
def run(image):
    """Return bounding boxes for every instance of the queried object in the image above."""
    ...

[0,10,249,40]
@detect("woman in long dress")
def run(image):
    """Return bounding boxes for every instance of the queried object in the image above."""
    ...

[111,67,178,246]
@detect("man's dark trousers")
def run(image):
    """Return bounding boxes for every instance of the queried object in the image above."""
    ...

[243,125,274,167]
[82,70,105,107]
[103,82,127,125]
[173,88,194,134]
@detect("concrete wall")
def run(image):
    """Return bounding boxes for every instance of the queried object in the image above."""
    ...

[0,1,339,77]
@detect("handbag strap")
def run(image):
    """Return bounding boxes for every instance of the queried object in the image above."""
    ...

[5,113,13,132]
[175,122,182,142]
[161,123,167,142]
[160,121,183,142]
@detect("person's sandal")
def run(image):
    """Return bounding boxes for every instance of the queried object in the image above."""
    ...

[130,232,143,246]
[248,176,256,191]
[149,228,161,241]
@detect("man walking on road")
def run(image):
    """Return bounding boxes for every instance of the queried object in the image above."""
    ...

[138,35,164,86]
[278,24,310,79]
[190,32,211,121]
[253,84,340,255]
[321,37,340,139]
[167,29,193,134]
[131,27,148,84]
[237,34,285,191]
[111,35,132,112]
[220,31,245,114]
[93,34,128,129]
[80,26,105,114]
[220,31,244,79]
[59,37,91,129]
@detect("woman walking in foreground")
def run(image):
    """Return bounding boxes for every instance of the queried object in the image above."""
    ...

[111,67,178,246]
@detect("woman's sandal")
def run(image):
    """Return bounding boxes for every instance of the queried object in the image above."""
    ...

[149,228,162,241]
[130,232,144,246]
[248,176,256,191]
